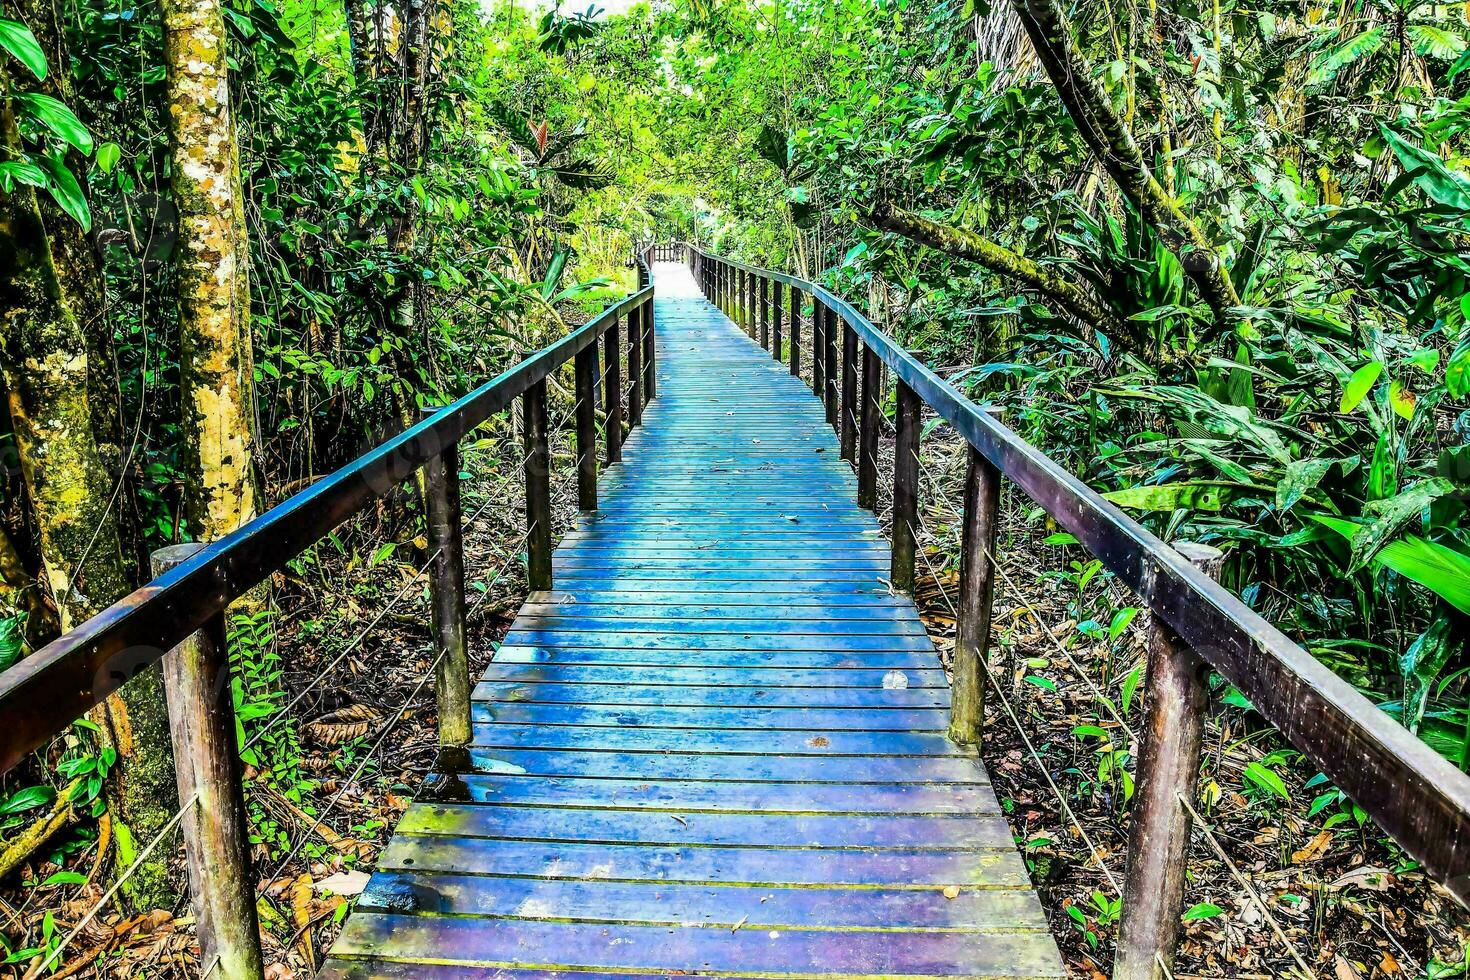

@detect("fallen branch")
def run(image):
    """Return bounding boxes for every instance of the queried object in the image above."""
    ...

[0,779,81,881]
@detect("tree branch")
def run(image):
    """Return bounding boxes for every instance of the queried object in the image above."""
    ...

[868,201,1125,337]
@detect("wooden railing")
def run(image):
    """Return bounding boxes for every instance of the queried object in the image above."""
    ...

[0,256,658,978]
[674,241,1470,979]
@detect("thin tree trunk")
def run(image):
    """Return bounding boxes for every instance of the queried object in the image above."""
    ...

[1013,0,1241,320]
[161,0,261,542]
[0,63,176,911]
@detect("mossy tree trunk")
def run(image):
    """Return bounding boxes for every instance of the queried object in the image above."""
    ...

[160,0,261,542]
[0,62,176,910]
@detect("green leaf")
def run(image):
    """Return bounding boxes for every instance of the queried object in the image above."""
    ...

[1380,124,1470,212]
[1103,482,1230,512]
[1243,760,1290,800]
[1307,26,1387,84]
[1,785,54,815]
[0,159,46,190]
[1347,478,1456,572]
[39,871,87,887]
[1276,458,1334,513]
[1401,616,1455,733]
[1388,380,1416,420]
[1339,360,1382,413]
[369,542,396,566]
[1183,903,1224,921]
[16,93,93,155]
[1446,338,1470,399]
[1407,24,1467,60]
[34,154,90,231]
[0,18,46,79]
[1310,514,1470,615]
[95,141,121,174]
[1120,663,1144,712]
[1368,431,1397,502]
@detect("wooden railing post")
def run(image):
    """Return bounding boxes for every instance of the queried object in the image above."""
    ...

[840,323,858,462]
[811,300,827,401]
[642,297,656,402]
[150,544,265,980]
[952,447,1000,745]
[420,421,471,749]
[823,305,839,427]
[628,305,643,427]
[891,381,920,591]
[737,268,746,331]
[789,285,801,377]
[1114,543,1223,980]
[772,280,783,363]
[858,344,880,510]
[574,344,598,510]
[523,378,553,591]
[760,276,770,351]
[604,316,623,465]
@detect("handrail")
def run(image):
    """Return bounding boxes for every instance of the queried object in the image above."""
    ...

[0,267,656,774]
[676,241,1470,912]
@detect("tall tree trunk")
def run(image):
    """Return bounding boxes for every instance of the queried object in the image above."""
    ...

[0,63,176,910]
[160,0,261,542]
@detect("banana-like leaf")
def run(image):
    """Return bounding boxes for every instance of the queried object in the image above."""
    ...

[1103,481,1232,512]
[1307,26,1387,85]
[1311,514,1470,615]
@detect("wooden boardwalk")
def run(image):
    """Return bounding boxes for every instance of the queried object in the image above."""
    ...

[320,263,1064,978]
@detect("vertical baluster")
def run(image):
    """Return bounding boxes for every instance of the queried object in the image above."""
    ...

[421,427,471,749]
[1113,544,1223,980]
[151,544,265,980]
[772,280,784,363]
[523,379,553,591]
[890,381,920,592]
[642,297,656,402]
[760,276,770,351]
[628,305,643,427]
[952,447,1000,745]
[811,299,827,400]
[737,268,746,330]
[789,284,801,377]
[840,324,858,462]
[824,305,839,427]
[858,344,880,510]
[604,317,622,465]
[574,345,598,511]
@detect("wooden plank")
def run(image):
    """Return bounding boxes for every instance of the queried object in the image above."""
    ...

[459,747,978,782]
[354,870,1048,926]
[394,803,1007,847]
[479,663,949,686]
[328,915,1066,977]
[473,681,947,708]
[470,724,966,757]
[492,645,939,669]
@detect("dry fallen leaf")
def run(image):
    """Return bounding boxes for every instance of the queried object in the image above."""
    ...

[305,704,382,745]
[1291,829,1334,864]
[942,885,961,899]
[315,870,371,896]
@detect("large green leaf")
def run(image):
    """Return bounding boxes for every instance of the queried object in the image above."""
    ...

[16,92,93,155]
[1339,360,1382,413]
[1401,616,1456,733]
[1311,514,1470,615]
[1380,124,1470,212]
[1307,26,1387,84]
[1276,457,1334,513]
[0,17,46,79]
[1407,24,1468,60]
[1347,477,1457,572]
[35,153,91,231]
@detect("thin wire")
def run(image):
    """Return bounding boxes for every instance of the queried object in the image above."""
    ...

[912,434,1317,976]
[1176,791,1317,979]
[913,504,1123,894]
[256,649,445,899]
[35,792,200,974]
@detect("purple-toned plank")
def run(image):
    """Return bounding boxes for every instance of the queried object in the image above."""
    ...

[328,914,1066,977]
[469,723,965,757]
[469,703,948,732]
[460,747,981,784]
